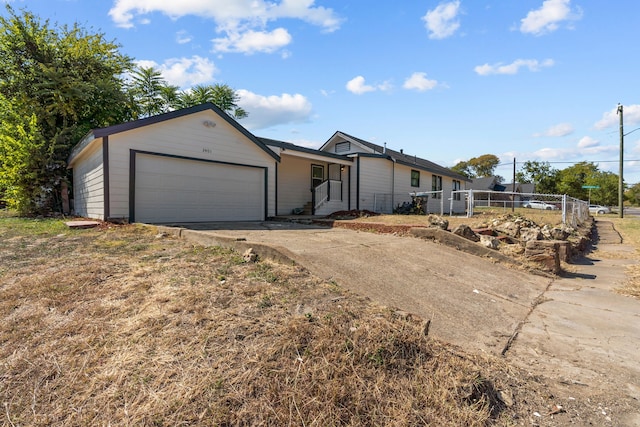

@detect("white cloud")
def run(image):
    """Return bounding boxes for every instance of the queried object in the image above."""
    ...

[534,122,574,137]
[520,0,582,36]
[577,136,599,148]
[212,28,292,54]
[345,76,392,95]
[176,30,192,44]
[236,89,313,130]
[108,0,343,54]
[474,58,554,76]
[594,104,640,130]
[403,72,438,92]
[135,56,217,88]
[422,1,461,40]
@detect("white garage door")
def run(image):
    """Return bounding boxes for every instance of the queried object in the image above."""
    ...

[134,153,265,223]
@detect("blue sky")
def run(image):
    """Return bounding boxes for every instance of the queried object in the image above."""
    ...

[5,0,640,184]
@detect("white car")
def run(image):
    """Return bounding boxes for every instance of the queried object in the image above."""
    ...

[522,200,558,210]
[589,205,610,214]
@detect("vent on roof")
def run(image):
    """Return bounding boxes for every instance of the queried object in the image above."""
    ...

[335,141,350,153]
[400,149,403,154]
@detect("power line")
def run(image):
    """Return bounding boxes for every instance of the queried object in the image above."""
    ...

[497,159,640,167]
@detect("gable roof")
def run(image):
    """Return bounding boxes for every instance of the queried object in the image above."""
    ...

[69,103,280,165]
[258,137,353,162]
[469,176,499,191]
[324,131,471,182]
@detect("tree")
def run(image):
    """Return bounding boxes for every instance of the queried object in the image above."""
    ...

[516,160,559,194]
[450,154,500,178]
[176,84,248,119]
[450,160,472,178]
[554,162,621,203]
[128,66,178,118]
[0,6,133,213]
[0,94,46,213]
[468,154,500,178]
[625,183,640,206]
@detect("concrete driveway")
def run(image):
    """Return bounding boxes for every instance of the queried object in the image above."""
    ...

[159,221,552,355]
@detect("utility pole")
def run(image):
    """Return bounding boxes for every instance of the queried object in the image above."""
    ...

[512,158,516,212]
[618,103,624,218]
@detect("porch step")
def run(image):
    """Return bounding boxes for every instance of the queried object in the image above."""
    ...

[303,201,313,215]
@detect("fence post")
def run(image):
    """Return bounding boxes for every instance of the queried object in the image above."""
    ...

[468,190,474,217]
[562,194,567,224]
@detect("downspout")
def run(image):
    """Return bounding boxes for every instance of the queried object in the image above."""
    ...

[391,157,395,212]
[274,161,279,216]
[103,136,110,220]
[356,156,360,211]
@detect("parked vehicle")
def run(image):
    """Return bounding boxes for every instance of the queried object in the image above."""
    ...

[589,205,610,214]
[522,200,558,210]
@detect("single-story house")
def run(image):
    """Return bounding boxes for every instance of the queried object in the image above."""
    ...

[469,177,536,207]
[68,103,470,223]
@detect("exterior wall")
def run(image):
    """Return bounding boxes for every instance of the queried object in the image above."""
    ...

[277,154,314,215]
[106,110,277,220]
[276,154,348,215]
[355,157,393,212]
[72,140,105,219]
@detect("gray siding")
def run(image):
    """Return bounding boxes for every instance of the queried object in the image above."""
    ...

[72,141,104,219]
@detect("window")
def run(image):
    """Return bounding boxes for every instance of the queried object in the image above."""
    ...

[411,170,420,187]
[335,142,350,153]
[311,164,324,188]
[432,175,442,198]
[453,180,461,201]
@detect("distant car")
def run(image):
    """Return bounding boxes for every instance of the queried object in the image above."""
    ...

[589,205,610,214]
[522,200,558,210]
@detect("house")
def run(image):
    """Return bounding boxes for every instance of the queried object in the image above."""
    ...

[469,177,536,207]
[68,104,470,223]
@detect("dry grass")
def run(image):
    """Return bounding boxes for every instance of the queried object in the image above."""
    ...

[608,217,640,298]
[348,208,563,230]
[0,214,559,426]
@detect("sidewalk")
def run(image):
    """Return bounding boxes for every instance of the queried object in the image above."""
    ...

[505,220,640,426]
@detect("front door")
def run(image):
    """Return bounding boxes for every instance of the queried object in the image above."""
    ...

[311,164,324,189]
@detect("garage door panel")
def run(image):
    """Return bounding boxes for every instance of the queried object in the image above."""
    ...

[135,154,264,223]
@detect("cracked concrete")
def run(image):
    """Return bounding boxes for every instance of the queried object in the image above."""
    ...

[505,220,640,426]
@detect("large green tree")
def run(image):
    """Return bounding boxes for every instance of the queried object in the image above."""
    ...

[450,154,500,179]
[516,160,559,194]
[0,6,133,213]
[555,162,620,205]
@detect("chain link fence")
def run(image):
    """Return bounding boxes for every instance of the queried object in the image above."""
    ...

[452,190,589,226]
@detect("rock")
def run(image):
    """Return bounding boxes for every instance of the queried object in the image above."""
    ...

[500,243,525,257]
[243,248,258,263]
[520,227,542,243]
[525,240,561,273]
[428,214,449,230]
[493,221,520,238]
[480,235,500,249]
[452,224,480,242]
[541,225,571,241]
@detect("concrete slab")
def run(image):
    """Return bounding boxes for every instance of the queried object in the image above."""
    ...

[506,219,640,425]
[65,220,101,229]
[159,221,552,355]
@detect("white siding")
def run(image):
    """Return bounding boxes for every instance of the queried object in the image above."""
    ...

[356,157,393,212]
[276,155,312,215]
[72,140,104,219]
[107,110,276,219]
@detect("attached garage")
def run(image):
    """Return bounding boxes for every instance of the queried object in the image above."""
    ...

[68,103,279,223]
[132,152,266,223]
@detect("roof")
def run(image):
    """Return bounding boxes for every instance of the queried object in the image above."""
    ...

[325,131,471,182]
[259,137,353,162]
[68,103,280,165]
[469,176,499,191]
